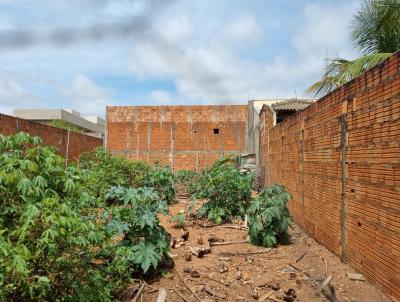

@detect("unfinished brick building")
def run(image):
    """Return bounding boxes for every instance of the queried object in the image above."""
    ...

[106,105,247,171]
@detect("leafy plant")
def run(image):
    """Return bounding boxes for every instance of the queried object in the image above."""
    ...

[80,149,175,204]
[192,157,253,224]
[104,186,170,273]
[0,133,171,301]
[174,170,199,195]
[79,148,151,197]
[145,165,175,204]
[171,213,186,228]
[247,185,292,247]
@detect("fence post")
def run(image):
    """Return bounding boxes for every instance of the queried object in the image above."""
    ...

[340,114,348,261]
[65,128,70,167]
[301,128,305,228]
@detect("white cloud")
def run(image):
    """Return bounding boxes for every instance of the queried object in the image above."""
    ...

[294,1,359,58]
[128,1,360,103]
[62,74,112,116]
[0,0,363,114]
[221,14,263,44]
[0,75,41,114]
[149,90,172,104]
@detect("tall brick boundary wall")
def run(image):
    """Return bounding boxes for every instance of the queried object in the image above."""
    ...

[106,105,247,171]
[0,113,103,161]
[260,53,400,301]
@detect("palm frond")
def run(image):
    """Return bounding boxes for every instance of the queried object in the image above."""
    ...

[351,0,400,54]
[305,53,392,97]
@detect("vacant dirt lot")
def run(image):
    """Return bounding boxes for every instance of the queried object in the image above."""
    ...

[138,199,390,302]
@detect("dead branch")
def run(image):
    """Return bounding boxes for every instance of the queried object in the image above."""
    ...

[204,275,227,286]
[218,248,271,256]
[322,257,328,278]
[295,252,307,263]
[258,289,277,301]
[174,267,202,302]
[209,239,249,247]
[131,283,145,302]
[215,225,248,230]
[171,287,191,302]
[288,264,309,277]
[156,288,167,302]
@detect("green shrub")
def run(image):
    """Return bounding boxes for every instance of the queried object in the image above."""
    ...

[0,133,170,301]
[174,170,200,195]
[193,157,253,224]
[247,185,292,247]
[79,148,151,196]
[103,186,170,273]
[80,149,175,204]
[171,213,186,228]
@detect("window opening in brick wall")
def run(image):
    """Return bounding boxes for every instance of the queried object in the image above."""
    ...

[213,128,220,134]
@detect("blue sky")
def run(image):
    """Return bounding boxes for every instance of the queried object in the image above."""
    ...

[0,0,360,117]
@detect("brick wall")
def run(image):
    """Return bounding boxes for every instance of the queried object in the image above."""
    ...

[260,53,400,301]
[0,113,103,161]
[106,105,248,171]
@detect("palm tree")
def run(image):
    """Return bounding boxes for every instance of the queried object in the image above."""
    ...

[306,0,400,97]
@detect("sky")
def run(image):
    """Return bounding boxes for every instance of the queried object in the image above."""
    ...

[0,0,361,118]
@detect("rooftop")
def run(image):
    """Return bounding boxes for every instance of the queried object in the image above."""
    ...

[13,109,105,135]
[271,99,315,111]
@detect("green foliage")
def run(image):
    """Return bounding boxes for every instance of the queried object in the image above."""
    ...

[0,133,170,301]
[247,185,292,248]
[80,149,175,204]
[174,170,201,195]
[104,186,170,273]
[192,157,253,224]
[305,53,392,96]
[79,148,151,197]
[48,120,85,133]
[146,165,175,204]
[351,0,400,55]
[171,213,186,228]
[306,0,400,97]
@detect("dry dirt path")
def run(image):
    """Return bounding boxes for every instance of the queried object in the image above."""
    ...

[139,198,390,302]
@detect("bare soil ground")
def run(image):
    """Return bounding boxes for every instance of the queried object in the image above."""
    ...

[139,198,390,302]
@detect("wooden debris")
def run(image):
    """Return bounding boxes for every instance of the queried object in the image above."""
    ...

[295,252,307,263]
[322,257,328,278]
[130,283,145,302]
[321,275,337,302]
[205,283,227,299]
[258,290,277,302]
[209,239,249,247]
[172,287,190,302]
[215,225,248,230]
[173,267,202,302]
[288,264,309,277]
[346,272,365,281]
[204,275,227,286]
[218,248,271,256]
[207,234,219,242]
[156,288,167,302]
